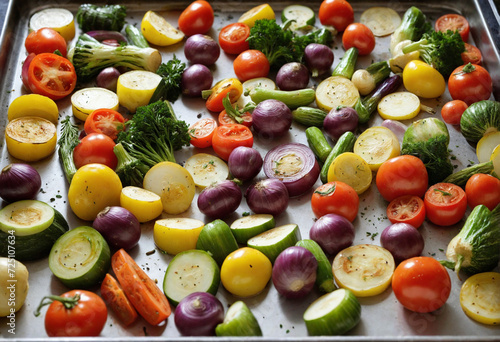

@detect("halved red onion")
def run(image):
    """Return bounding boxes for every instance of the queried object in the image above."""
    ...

[0,163,41,202]
[263,143,320,197]
[272,246,318,299]
[245,178,289,216]
[197,180,242,218]
[174,292,224,336]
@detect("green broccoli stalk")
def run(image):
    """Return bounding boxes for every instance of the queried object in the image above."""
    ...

[68,34,162,82]
[76,4,127,32]
[390,6,431,55]
[402,30,465,78]
[148,55,186,104]
[115,101,191,186]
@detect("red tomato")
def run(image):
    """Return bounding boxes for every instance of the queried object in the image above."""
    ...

[310,181,359,222]
[25,27,67,57]
[212,124,253,160]
[342,23,376,56]
[43,290,107,337]
[461,43,482,65]
[448,63,492,105]
[84,109,126,140]
[218,109,252,127]
[386,195,426,228]
[188,117,217,148]
[465,173,500,210]
[27,53,76,100]
[424,183,467,226]
[441,100,468,125]
[233,50,270,82]
[318,0,354,32]
[219,23,250,55]
[376,155,429,202]
[178,0,214,36]
[435,14,470,42]
[73,133,118,170]
[392,257,451,313]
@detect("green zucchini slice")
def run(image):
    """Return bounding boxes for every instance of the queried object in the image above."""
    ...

[49,226,111,289]
[303,288,361,336]
[281,5,315,31]
[163,249,220,306]
[296,239,336,293]
[215,301,262,336]
[0,200,69,261]
[230,214,275,244]
[247,223,301,263]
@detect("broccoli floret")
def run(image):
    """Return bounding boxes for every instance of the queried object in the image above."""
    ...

[115,101,191,186]
[68,34,161,82]
[402,30,465,78]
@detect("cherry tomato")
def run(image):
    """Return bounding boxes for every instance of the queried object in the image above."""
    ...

[448,63,492,105]
[42,290,107,337]
[310,181,359,222]
[342,23,376,56]
[375,155,429,202]
[465,173,500,210]
[233,50,270,82]
[178,0,214,36]
[441,99,468,125]
[387,195,426,228]
[27,53,76,100]
[25,27,67,57]
[84,109,126,140]
[218,109,253,127]
[188,117,217,148]
[424,182,467,226]
[212,124,253,161]
[435,14,470,42]
[205,78,243,112]
[219,23,250,55]
[392,257,451,313]
[318,0,354,32]
[461,43,482,65]
[73,133,118,170]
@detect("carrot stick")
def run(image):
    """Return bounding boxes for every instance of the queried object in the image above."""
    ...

[101,273,138,326]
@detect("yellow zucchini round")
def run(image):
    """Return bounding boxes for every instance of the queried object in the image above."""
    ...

[71,87,119,121]
[353,126,400,171]
[120,186,163,223]
[117,70,162,113]
[315,76,359,111]
[8,94,59,124]
[29,8,75,41]
[154,218,204,255]
[141,10,184,46]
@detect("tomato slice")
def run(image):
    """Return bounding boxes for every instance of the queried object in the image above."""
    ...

[84,109,126,140]
[189,117,217,148]
[424,183,467,226]
[219,22,250,55]
[461,43,482,65]
[386,195,426,228]
[218,109,252,127]
[435,13,470,42]
[205,78,243,112]
[27,53,76,100]
[212,123,253,160]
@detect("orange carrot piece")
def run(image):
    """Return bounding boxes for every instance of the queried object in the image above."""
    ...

[101,273,138,326]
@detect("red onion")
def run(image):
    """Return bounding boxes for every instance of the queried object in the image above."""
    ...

[96,67,121,91]
[380,223,424,264]
[381,119,407,144]
[174,292,224,336]
[263,143,320,197]
[22,53,36,90]
[245,178,289,216]
[86,30,127,43]
[323,106,359,141]
[252,99,292,139]
[0,163,41,202]
[181,64,213,97]
[309,213,355,256]
[227,146,263,181]
[92,206,141,250]
[276,62,310,91]
[184,34,220,66]
[304,43,334,77]
[197,180,242,218]
[272,246,318,299]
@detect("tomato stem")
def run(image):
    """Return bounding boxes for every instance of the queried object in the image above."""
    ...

[34,294,81,317]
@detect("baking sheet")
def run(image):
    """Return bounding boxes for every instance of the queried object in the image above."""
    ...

[0,0,499,340]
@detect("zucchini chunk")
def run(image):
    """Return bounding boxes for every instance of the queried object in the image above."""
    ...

[247,223,301,263]
[0,200,69,261]
[230,214,275,244]
[216,301,263,336]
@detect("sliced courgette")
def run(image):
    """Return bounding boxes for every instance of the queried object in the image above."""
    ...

[281,5,315,31]
[296,239,336,293]
[154,218,204,255]
[303,288,361,336]
[49,226,111,289]
[184,153,229,189]
[247,223,301,263]
[230,214,275,244]
[163,249,220,306]
[196,219,239,265]
[215,301,263,336]
[0,200,69,261]
[460,272,500,325]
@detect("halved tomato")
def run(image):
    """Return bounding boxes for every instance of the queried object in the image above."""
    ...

[386,195,426,228]
[27,53,76,100]
[188,117,217,148]
[219,22,250,55]
[461,43,482,65]
[218,109,252,127]
[212,124,253,160]
[435,13,470,42]
[424,183,467,226]
[84,108,126,140]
